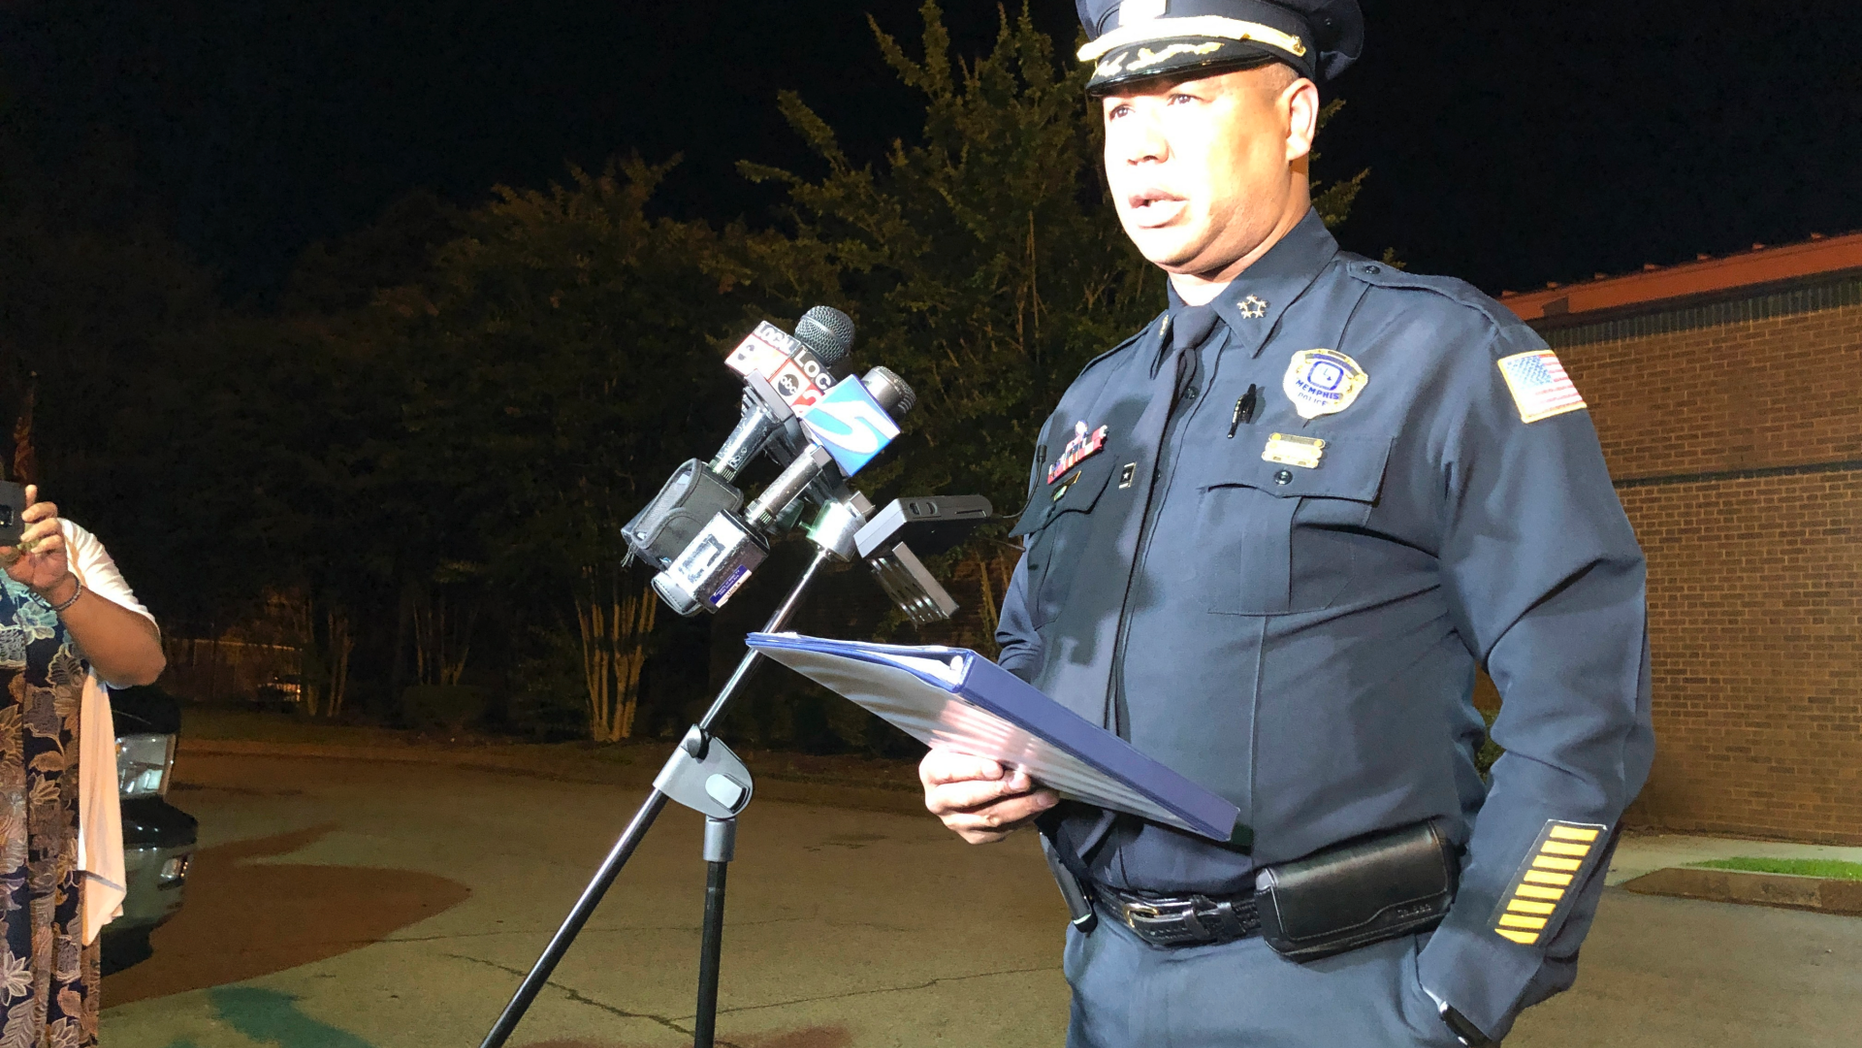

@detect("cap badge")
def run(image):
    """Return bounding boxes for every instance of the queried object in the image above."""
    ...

[1117,0,1166,27]
[1047,421,1109,484]
[1239,295,1268,319]
[1283,348,1368,420]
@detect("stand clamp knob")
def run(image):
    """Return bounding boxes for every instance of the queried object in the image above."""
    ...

[655,726,755,820]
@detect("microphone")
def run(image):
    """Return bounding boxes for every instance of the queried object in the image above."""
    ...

[711,306,856,480]
[653,366,917,617]
[708,374,793,482]
[744,367,915,531]
[722,307,852,402]
[766,305,854,412]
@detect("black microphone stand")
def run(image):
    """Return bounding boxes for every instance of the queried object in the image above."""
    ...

[478,546,836,1048]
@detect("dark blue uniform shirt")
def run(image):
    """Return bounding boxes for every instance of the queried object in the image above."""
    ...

[998,210,1655,1037]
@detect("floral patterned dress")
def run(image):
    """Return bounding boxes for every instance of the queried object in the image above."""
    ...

[0,577,98,1047]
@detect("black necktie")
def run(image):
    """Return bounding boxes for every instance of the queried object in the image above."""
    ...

[1157,303,1219,395]
[1170,304,1221,357]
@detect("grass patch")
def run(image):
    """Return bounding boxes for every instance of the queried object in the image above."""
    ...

[1688,857,1862,881]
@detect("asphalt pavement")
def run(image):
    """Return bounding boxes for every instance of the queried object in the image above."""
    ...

[101,753,1862,1048]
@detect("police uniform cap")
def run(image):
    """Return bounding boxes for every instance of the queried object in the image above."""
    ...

[1075,0,1362,92]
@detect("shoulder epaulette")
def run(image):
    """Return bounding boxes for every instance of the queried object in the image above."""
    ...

[1340,256,1532,337]
[1075,311,1166,380]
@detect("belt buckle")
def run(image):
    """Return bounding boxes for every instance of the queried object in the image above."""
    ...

[1121,900,1161,930]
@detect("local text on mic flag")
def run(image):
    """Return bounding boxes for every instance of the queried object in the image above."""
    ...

[726,321,835,412]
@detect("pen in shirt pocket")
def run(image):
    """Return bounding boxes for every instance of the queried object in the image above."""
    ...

[1227,384,1259,438]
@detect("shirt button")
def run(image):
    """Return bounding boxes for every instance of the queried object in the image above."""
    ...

[1274,469,1294,485]
[1183,386,1199,399]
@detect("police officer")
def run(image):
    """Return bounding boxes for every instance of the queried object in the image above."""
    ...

[918,1,1656,1044]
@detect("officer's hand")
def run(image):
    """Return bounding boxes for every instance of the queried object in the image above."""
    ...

[919,746,1059,845]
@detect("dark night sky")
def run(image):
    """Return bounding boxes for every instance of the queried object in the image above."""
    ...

[3,0,1858,301]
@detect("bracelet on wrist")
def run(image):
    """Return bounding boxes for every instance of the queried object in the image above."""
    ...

[37,573,84,614]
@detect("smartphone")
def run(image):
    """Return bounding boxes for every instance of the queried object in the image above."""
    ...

[0,481,24,547]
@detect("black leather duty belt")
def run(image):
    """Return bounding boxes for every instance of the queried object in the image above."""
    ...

[1098,885,1262,948]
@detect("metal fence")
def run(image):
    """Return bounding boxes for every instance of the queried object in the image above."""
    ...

[161,636,302,705]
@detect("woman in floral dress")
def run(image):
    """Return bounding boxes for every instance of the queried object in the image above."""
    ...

[1,485,164,1046]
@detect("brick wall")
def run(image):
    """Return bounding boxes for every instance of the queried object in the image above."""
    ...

[1555,298,1862,843]
[1564,302,1862,477]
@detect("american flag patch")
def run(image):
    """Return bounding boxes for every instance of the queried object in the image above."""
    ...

[1496,350,1587,424]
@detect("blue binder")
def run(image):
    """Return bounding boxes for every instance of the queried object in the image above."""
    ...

[747,633,1243,843]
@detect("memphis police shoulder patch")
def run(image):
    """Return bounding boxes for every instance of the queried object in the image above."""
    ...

[1490,820,1610,947]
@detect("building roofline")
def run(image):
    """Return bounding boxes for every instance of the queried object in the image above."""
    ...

[1499,231,1862,322]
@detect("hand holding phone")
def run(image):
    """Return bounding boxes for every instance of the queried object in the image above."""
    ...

[0,481,24,548]
[0,485,69,594]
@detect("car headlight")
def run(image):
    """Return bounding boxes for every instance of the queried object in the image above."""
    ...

[117,733,176,799]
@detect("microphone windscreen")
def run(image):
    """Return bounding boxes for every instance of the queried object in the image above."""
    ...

[795,306,855,365]
[861,366,917,417]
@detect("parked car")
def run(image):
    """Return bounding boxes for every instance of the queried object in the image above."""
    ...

[252,672,303,713]
[100,685,197,973]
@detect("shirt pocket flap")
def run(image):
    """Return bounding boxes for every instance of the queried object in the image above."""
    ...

[1198,434,1394,503]
[1008,454,1119,537]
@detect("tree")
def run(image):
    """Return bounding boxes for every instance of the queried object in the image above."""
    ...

[743,1,1363,639]
[365,158,799,738]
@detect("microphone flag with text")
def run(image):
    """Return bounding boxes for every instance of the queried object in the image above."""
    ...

[623,305,980,622]
[710,306,855,482]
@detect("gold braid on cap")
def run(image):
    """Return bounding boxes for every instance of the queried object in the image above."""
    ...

[1077,15,1308,63]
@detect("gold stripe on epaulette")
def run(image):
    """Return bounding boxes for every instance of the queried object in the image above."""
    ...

[1491,820,1610,948]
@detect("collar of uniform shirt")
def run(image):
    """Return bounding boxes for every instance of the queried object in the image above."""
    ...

[1161,207,1341,363]
[1151,301,1223,378]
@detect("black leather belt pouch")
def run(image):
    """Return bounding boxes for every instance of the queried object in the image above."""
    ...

[1254,820,1457,962]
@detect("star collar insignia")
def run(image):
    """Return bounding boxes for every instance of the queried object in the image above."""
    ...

[1239,295,1269,319]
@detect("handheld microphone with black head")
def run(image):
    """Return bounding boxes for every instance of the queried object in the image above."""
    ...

[711,305,856,480]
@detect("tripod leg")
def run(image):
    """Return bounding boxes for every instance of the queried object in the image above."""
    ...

[479,790,672,1048]
[693,818,737,1048]
[480,548,831,1048]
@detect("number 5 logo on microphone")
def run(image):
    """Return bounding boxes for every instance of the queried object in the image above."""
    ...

[800,380,901,477]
